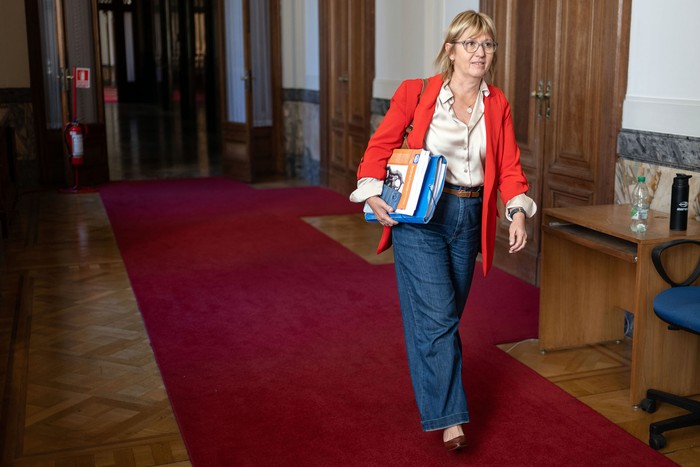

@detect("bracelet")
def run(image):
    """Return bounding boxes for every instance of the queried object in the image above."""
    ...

[508,207,526,219]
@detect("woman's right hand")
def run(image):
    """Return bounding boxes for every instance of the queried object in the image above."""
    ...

[366,196,399,227]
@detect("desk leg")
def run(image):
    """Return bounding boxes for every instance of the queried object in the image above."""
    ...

[539,231,633,350]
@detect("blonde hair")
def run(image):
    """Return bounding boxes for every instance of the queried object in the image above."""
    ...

[435,10,498,82]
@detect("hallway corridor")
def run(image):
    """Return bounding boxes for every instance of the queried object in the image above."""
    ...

[1,100,698,465]
[105,101,221,182]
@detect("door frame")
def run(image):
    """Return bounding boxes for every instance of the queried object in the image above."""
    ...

[25,0,109,187]
[215,0,283,182]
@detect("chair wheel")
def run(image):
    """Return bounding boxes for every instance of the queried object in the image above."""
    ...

[649,433,666,450]
[639,398,657,413]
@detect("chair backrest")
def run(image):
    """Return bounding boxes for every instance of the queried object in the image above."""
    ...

[652,240,700,287]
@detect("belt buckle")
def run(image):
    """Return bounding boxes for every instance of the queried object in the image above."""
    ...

[458,186,480,197]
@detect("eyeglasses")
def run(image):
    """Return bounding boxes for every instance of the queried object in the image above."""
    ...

[453,40,498,54]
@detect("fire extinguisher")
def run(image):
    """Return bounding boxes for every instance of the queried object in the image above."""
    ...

[63,120,87,166]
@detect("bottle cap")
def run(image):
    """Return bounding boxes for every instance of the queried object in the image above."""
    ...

[638,176,645,182]
[673,173,692,185]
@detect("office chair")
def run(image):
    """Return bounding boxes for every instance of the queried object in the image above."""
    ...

[638,239,700,450]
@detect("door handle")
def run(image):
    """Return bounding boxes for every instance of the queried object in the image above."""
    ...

[338,74,349,83]
[531,80,543,118]
[241,70,251,92]
[544,81,552,120]
[59,67,73,92]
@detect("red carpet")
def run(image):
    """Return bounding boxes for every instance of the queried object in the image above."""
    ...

[100,178,672,466]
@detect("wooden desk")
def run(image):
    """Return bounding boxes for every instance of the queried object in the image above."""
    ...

[539,204,700,403]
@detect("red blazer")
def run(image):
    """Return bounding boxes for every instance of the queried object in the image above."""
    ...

[357,74,529,276]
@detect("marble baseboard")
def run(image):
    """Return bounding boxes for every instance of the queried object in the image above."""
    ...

[283,98,320,184]
[617,129,700,172]
[284,147,321,185]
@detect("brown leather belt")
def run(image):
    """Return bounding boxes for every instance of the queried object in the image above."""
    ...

[443,186,483,198]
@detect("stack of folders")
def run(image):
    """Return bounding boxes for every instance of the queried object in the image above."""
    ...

[364,148,447,224]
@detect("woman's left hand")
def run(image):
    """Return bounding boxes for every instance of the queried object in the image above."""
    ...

[508,213,527,253]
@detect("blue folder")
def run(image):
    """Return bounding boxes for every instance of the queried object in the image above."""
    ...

[364,155,447,224]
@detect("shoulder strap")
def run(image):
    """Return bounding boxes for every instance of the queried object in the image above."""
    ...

[401,78,429,149]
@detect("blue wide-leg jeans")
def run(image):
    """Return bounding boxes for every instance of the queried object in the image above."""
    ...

[392,193,482,431]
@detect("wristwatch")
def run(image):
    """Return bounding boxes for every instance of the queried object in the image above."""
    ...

[508,207,526,219]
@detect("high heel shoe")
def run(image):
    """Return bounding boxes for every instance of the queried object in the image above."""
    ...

[444,434,467,451]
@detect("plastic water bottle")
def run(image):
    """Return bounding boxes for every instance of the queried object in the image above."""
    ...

[630,176,650,233]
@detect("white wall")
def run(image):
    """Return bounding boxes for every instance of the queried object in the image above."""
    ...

[622,0,700,137]
[373,0,479,98]
[281,0,319,91]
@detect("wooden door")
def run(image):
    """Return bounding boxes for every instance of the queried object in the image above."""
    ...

[320,0,375,195]
[217,0,282,182]
[542,0,630,208]
[26,0,109,187]
[481,0,631,284]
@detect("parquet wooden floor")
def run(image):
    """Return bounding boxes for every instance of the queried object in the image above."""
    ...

[0,192,190,467]
[2,192,699,466]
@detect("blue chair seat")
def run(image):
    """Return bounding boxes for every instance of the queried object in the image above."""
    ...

[654,287,700,332]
